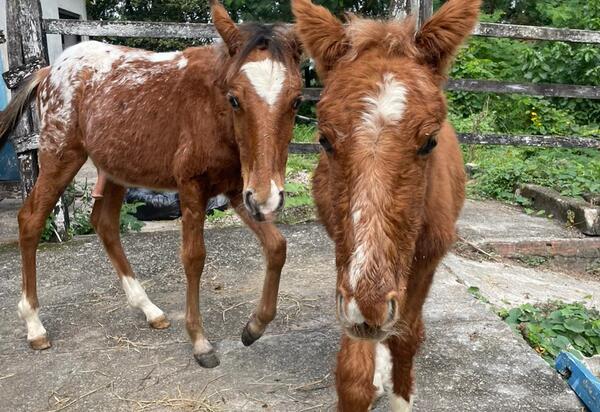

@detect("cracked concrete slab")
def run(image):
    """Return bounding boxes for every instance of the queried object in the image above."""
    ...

[0,223,583,411]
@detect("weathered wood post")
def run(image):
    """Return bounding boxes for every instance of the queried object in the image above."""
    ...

[389,0,432,27]
[5,0,70,240]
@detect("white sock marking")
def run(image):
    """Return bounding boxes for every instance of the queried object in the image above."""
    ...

[374,342,414,411]
[121,277,164,322]
[374,342,393,397]
[391,394,414,412]
[17,294,47,341]
[241,59,287,107]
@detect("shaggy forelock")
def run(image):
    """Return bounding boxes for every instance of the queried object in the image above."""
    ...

[346,16,418,60]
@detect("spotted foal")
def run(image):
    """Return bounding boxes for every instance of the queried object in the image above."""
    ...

[292,0,480,409]
[0,0,302,367]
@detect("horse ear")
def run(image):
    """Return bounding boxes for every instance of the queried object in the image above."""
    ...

[415,0,481,79]
[291,0,349,79]
[211,0,241,56]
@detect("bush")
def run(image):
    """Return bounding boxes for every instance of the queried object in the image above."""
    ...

[499,301,600,364]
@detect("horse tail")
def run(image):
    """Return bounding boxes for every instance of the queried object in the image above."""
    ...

[0,67,50,149]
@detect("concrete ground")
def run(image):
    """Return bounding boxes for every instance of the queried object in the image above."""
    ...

[0,215,587,411]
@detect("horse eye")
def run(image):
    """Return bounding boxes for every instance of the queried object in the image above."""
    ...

[292,97,303,111]
[319,135,333,154]
[418,137,437,156]
[228,95,240,110]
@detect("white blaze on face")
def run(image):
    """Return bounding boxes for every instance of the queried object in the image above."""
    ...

[241,59,287,107]
[121,277,164,322]
[258,180,283,215]
[348,73,408,290]
[17,294,47,341]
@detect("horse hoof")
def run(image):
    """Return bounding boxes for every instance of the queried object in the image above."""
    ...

[194,350,220,369]
[149,315,171,330]
[29,335,51,351]
[241,321,263,347]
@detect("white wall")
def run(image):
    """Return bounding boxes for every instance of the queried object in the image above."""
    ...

[0,0,87,69]
[0,0,8,71]
[43,0,88,63]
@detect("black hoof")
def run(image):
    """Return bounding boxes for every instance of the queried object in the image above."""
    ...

[194,350,220,368]
[241,321,263,347]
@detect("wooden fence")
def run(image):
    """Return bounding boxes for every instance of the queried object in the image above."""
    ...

[1,0,600,202]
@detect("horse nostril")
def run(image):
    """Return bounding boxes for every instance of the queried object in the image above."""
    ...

[244,189,254,206]
[387,298,397,323]
[277,191,285,210]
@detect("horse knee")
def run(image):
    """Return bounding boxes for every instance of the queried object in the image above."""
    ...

[182,246,206,269]
[265,233,286,267]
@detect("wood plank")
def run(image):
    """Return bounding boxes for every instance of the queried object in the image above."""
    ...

[447,79,600,100]
[458,133,600,149]
[43,19,218,39]
[43,19,600,44]
[2,58,44,90]
[12,133,40,154]
[288,133,599,153]
[475,22,600,44]
[0,181,21,200]
[303,79,600,101]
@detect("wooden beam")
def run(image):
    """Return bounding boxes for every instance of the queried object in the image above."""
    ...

[0,181,21,200]
[2,58,44,90]
[457,133,600,149]
[288,133,600,153]
[7,0,47,203]
[43,19,218,39]
[475,22,600,44]
[43,19,600,45]
[303,80,600,101]
[447,79,600,100]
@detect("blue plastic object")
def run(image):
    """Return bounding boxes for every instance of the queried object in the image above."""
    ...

[0,52,20,182]
[556,351,600,412]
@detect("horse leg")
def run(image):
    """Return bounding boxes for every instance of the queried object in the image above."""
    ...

[336,335,377,411]
[229,193,287,346]
[386,324,422,411]
[178,181,217,368]
[17,147,86,350]
[90,180,169,329]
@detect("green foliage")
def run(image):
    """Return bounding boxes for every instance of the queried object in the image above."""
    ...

[69,182,145,237]
[120,202,145,233]
[41,215,57,242]
[465,146,600,201]
[500,301,600,364]
[467,286,490,303]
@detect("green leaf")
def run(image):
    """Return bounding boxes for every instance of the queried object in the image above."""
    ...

[564,318,586,333]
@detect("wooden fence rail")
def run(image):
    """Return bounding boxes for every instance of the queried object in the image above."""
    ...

[303,80,600,101]
[2,0,599,209]
[289,133,600,154]
[43,19,600,44]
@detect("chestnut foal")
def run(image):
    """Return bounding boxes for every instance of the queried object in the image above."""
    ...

[0,1,302,367]
[293,0,480,409]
